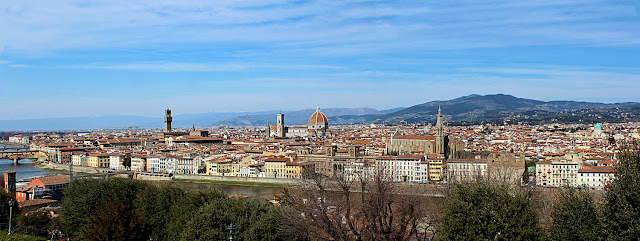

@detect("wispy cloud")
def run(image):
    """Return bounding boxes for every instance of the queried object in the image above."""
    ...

[62,62,247,72]
[8,64,31,68]
[60,61,344,72]
[1,0,638,55]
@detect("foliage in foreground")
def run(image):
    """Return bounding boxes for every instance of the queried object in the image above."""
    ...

[14,210,55,238]
[604,141,640,240]
[0,231,46,241]
[180,197,296,241]
[438,181,541,241]
[59,178,299,241]
[0,189,14,225]
[549,188,603,241]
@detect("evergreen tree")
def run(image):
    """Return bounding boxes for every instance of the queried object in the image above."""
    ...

[0,189,14,225]
[438,181,541,241]
[82,202,147,241]
[180,197,298,241]
[59,178,149,239]
[133,184,186,240]
[604,141,640,240]
[15,210,53,238]
[549,188,604,241]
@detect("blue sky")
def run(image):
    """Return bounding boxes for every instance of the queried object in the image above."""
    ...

[1,0,639,119]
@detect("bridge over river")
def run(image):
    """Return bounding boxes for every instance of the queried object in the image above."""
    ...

[0,150,45,164]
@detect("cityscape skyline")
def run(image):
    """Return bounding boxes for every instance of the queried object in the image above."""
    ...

[1,0,640,119]
[3,1,640,240]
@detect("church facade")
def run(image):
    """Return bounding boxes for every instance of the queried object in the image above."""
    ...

[388,107,463,159]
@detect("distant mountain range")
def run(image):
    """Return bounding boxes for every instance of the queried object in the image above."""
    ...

[1,94,638,131]
[215,107,391,127]
[357,94,640,124]
[0,111,279,131]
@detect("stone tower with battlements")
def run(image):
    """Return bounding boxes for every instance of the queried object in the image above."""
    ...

[164,108,172,132]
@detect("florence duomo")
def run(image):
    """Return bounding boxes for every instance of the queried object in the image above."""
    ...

[269,105,331,138]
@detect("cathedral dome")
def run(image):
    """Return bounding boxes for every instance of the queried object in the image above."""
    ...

[308,105,328,126]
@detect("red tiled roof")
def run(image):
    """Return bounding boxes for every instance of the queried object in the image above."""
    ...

[308,109,328,125]
[265,157,289,162]
[18,199,57,208]
[33,175,70,186]
[579,166,615,173]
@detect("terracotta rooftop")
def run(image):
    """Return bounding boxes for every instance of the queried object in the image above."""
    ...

[18,199,57,208]
[579,166,615,173]
[32,175,70,186]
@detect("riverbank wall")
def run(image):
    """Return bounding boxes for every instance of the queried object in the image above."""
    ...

[41,162,301,185]
[172,174,300,185]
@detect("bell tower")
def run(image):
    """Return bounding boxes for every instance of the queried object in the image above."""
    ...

[435,106,445,155]
[277,113,285,138]
[164,108,172,132]
[266,120,271,138]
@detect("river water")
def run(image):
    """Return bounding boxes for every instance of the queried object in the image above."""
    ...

[0,158,53,180]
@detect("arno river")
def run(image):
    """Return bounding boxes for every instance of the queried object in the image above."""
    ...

[0,159,53,179]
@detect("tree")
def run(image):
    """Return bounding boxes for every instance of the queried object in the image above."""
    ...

[604,141,640,240]
[15,210,53,238]
[59,178,150,239]
[438,181,541,241]
[133,183,186,240]
[0,189,14,225]
[122,157,132,168]
[82,202,147,241]
[549,188,604,241]
[180,197,298,241]
[59,178,296,240]
[164,189,227,240]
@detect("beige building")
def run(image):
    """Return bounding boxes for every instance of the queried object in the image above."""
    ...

[263,157,289,178]
[446,153,526,184]
[300,145,375,177]
[87,153,110,168]
[131,155,147,172]
[536,151,582,187]
[71,154,88,166]
[446,158,488,183]
[487,153,526,185]
[536,159,552,186]
[206,159,233,176]
[285,162,315,179]
[109,154,129,170]
[427,156,445,182]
